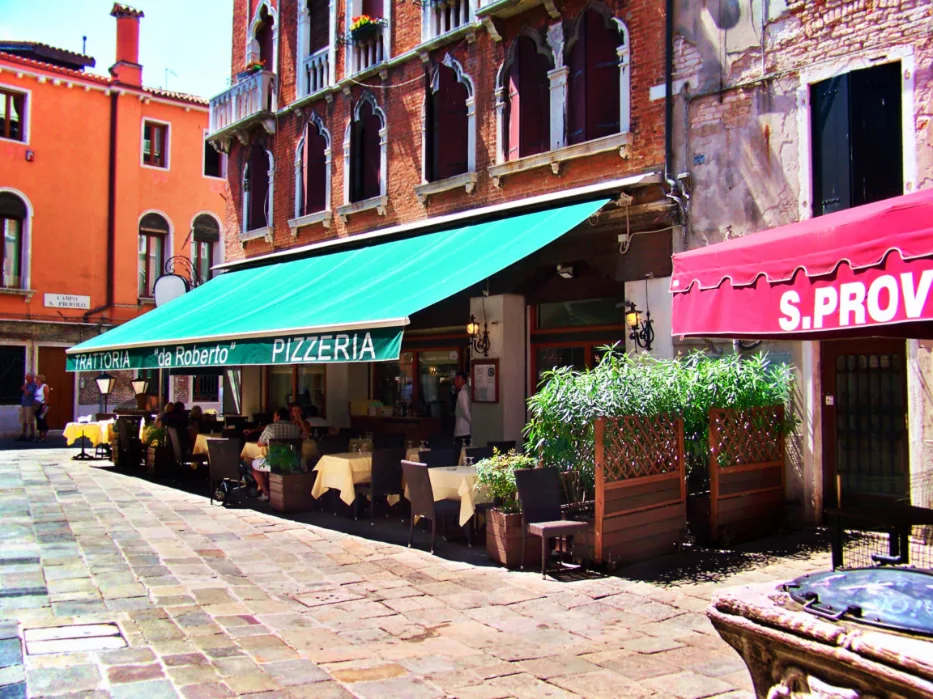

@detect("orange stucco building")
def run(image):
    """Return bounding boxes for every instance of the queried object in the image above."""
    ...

[0,4,228,432]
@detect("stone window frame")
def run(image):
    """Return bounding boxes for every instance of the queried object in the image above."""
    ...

[338,91,388,222]
[296,0,338,101]
[240,143,275,244]
[290,110,334,233]
[246,0,279,78]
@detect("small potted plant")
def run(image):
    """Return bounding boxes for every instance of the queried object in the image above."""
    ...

[474,449,541,568]
[349,15,382,42]
[236,59,265,81]
[142,425,172,477]
[265,443,316,513]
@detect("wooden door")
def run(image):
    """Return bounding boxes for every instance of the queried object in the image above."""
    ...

[37,346,74,430]
[821,339,908,508]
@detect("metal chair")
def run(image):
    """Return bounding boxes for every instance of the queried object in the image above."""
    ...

[487,440,517,453]
[514,467,589,579]
[354,448,406,524]
[419,448,458,468]
[207,438,244,506]
[402,460,463,554]
[464,445,493,462]
[166,426,205,472]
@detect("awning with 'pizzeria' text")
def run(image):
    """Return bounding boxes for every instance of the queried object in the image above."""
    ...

[670,188,933,340]
[66,199,609,370]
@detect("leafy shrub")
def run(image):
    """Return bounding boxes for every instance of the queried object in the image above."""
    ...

[474,449,536,514]
[142,425,166,447]
[524,347,796,501]
[265,443,304,475]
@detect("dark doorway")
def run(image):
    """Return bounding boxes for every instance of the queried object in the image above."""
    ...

[37,347,74,429]
[821,339,908,508]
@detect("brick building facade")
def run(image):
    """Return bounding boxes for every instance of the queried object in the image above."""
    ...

[671,0,933,522]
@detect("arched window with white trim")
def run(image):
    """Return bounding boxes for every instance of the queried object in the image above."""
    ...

[500,32,553,162]
[346,92,386,204]
[296,112,331,217]
[566,7,630,144]
[243,144,273,234]
[191,214,221,283]
[0,192,27,290]
[247,1,277,73]
[138,213,169,298]
[425,55,474,182]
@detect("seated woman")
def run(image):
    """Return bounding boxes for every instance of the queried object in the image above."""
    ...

[188,405,204,442]
[289,403,312,439]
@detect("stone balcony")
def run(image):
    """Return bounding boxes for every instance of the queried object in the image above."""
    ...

[208,70,276,147]
[299,47,331,100]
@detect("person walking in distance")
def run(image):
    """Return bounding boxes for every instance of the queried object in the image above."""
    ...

[34,374,50,442]
[19,372,37,441]
[453,371,471,448]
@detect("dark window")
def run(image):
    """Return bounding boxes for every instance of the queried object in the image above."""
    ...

[308,0,330,52]
[811,61,902,217]
[193,374,220,402]
[0,193,26,289]
[504,35,552,161]
[300,120,328,215]
[350,99,382,203]
[362,0,384,18]
[192,214,219,282]
[567,10,621,145]
[204,140,225,178]
[537,298,624,329]
[245,145,271,230]
[426,63,469,182]
[0,345,26,404]
[256,6,275,69]
[0,89,26,142]
[143,121,168,168]
[138,213,168,297]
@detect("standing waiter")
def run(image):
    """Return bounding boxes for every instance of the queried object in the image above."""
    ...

[453,371,471,448]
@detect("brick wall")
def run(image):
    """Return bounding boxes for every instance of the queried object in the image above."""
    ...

[77,370,135,407]
[223,0,668,263]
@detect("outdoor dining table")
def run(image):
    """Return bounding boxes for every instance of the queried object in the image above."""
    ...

[63,421,112,447]
[239,439,319,464]
[405,447,467,466]
[311,452,376,506]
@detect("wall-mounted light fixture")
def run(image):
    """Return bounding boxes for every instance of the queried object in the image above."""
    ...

[557,264,574,279]
[467,314,490,357]
[625,276,655,352]
[95,372,116,413]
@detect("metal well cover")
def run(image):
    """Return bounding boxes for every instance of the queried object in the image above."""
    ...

[785,568,933,637]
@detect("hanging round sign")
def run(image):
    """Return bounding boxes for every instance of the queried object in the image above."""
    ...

[153,273,190,307]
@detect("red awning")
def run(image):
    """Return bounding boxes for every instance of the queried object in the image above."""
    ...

[671,189,933,339]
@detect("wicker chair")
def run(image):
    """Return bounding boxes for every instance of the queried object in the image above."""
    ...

[402,460,463,554]
[166,426,206,472]
[354,448,406,524]
[207,438,244,506]
[464,445,493,462]
[418,448,458,468]
[514,467,589,578]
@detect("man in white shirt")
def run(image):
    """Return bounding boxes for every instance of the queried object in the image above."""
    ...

[453,371,471,447]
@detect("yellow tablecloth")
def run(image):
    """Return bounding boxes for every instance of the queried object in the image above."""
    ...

[240,439,319,464]
[63,422,105,447]
[405,447,467,466]
[311,453,373,505]
[193,434,211,456]
[404,466,491,527]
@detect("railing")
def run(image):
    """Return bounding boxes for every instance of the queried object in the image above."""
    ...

[350,30,385,75]
[425,0,472,40]
[301,47,331,99]
[209,70,276,135]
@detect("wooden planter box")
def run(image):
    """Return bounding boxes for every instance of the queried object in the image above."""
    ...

[486,509,541,569]
[146,445,173,478]
[269,472,317,513]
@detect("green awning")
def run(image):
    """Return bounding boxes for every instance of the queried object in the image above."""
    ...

[67,199,608,371]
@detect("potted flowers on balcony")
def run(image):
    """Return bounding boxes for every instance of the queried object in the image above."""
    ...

[349,15,383,42]
[236,59,265,82]
[475,449,542,568]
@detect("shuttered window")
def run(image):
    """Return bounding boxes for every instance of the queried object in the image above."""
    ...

[138,214,168,298]
[0,89,26,142]
[350,100,382,203]
[504,36,551,161]
[246,145,271,230]
[0,192,26,289]
[143,121,168,168]
[811,61,902,217]
[301,121,328,214]
[426,63,469,182]
[567,10,621,145]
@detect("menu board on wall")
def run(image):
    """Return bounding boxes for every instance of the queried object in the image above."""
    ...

[472,359,499,404]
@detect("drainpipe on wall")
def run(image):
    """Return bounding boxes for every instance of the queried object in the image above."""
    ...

[663,0,687,240]
[84,91,118,324]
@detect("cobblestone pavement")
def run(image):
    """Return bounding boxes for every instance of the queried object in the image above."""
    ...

[0,450,832,698]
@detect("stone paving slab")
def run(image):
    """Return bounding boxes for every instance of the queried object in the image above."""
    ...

[0,450,833,697]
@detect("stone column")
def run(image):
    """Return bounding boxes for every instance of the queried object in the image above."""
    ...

[547,66,569,152]
[468,294,526,447]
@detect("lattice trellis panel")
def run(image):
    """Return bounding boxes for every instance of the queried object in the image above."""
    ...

[597,415,684,483]
[709,406,784,469]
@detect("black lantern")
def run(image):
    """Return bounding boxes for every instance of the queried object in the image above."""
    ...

[625,277,655,352]
[95,372,116,413]
[130,376,149,396]
[467,314,490,357]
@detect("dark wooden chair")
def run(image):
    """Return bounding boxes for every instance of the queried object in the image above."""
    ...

[514,467,589,579]
[166,426,206,472]
[354,448,406,524]
[318,434,349,455]
[373,432,405,449]
[487,440,517,453]
[116,416,144,469]
[419,448,458,468]
[207,438,243,506]
[464,445,493,462]
[402,460,463,554]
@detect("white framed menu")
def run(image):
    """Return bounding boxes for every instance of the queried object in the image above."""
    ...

[472,359,499,404]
